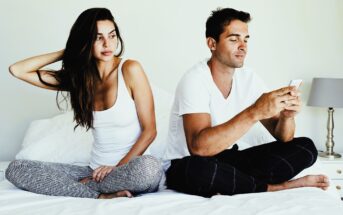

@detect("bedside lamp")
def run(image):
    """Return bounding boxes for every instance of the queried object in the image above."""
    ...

[307,78,343,159]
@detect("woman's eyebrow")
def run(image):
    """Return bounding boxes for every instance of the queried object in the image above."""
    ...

[97,29,116,35]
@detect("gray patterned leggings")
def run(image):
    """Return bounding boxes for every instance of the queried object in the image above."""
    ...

[5,155,163,198]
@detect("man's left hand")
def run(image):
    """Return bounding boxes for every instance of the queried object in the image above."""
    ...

[280,89,302,118]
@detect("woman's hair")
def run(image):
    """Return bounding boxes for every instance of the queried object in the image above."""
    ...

[38,8,124,130]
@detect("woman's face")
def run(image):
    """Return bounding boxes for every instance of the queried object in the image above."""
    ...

[92,20,118,62]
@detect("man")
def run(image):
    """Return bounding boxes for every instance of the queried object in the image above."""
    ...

[163,8,329,197]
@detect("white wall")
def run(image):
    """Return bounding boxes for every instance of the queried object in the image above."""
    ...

[1,0,342,161]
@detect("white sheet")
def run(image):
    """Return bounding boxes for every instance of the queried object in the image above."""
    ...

[1,160,343,215]
[0,179,342,215]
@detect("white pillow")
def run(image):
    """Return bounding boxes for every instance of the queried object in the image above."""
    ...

[147,84,174,158]
[16,111,93,165]
[15,84,173,164]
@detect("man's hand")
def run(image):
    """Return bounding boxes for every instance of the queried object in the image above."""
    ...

[92,166,116,182]
[253,86,299,120]
[280,88,302,118]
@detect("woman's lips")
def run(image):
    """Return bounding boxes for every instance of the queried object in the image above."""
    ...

[101,51,113,56]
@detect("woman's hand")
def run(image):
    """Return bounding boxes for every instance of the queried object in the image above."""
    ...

[92,165,116,182]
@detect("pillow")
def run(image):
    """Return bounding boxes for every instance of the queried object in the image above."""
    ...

[147,84,174,158]
[15,84,174,164]
[16,112,93,165]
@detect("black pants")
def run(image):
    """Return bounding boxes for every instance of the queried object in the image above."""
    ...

[166,137,317,197]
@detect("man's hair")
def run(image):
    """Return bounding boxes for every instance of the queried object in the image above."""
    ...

[206,8,251,41]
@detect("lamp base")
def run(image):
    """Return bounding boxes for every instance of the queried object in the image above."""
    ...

[319,151,342,159]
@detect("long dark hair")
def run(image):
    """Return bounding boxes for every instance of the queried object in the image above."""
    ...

[38,8,124,130]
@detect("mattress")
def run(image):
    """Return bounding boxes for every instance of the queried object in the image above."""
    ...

[3,84,343,214]
[0,178,342,215]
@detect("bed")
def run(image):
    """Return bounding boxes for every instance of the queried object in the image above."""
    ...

[1,87,342,215]
[0,177,342,215]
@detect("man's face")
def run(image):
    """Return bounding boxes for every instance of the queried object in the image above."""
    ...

[213,19,249,68]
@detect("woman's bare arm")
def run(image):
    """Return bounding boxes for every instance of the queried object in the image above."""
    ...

[116,60,156,166]
[9,50,64,90]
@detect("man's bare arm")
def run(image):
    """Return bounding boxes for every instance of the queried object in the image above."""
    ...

[184,86,297,156]
[183,107,257,156]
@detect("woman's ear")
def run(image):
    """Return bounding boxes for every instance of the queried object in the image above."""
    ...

[206,37,216,51]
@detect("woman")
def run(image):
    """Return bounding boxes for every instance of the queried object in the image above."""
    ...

[6,8,163,199]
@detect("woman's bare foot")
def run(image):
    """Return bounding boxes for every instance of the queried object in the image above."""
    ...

[268,175,329,192]
[98,190,133,199]
[79,177,132,199]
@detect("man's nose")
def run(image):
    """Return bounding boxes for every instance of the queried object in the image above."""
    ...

[238,40,247,51]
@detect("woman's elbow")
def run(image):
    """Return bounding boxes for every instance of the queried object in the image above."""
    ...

[8,64,20,78]
[146,128,157,143]
[9,65,16,77]
[151,129,157,141]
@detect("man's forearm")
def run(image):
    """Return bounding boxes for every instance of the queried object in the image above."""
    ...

[192,106,258,156]
[274,116,295,142]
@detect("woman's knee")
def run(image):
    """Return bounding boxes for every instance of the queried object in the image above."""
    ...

[135,155,163,174]
[5,160,32,182]
[132,155,163,190]
[6,160,26,178]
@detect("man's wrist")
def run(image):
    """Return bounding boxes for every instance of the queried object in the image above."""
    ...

[246,105,260,122]
[279,112,295,121]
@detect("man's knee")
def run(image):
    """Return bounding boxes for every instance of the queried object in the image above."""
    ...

[294,137,318,166]
[167,156,217,196]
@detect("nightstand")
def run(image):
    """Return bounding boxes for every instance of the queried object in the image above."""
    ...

[318,155,343,198]
[0,161,11,182]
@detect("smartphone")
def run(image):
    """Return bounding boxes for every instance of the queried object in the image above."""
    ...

[288,79,302,89]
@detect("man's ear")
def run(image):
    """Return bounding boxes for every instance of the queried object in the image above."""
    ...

[206,37,216,51]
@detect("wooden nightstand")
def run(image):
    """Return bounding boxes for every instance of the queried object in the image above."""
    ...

[318,155,343,198]
[0,162,11,182]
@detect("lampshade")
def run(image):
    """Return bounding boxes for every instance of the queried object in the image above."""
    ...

[307,78,343,108]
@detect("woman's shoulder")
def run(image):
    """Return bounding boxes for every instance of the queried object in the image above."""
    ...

[122,59,145,76]
[122,58,143,72]
[121,59,147,85]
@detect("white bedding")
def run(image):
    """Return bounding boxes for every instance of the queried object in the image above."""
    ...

[2,88,343,214]
[0,179,342,215]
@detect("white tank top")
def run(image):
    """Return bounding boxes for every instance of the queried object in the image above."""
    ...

[89,59,142,169]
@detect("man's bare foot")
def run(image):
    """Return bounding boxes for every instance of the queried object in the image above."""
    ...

[268,175,329,192]
[98,190,133,199]
[79,177,92,185]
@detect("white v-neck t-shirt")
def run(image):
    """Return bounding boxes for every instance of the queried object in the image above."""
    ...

[163,58,273,164]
